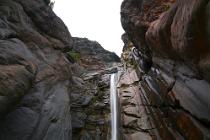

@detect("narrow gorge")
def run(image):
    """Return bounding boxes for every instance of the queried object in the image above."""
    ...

[0,0,210,140]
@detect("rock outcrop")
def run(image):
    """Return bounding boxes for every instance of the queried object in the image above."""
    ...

[120,0,210,139]
[1,0,209,139]
[0,0,120,140]
[0,0,73,139]
[71,37,120,71]
[71,67,119,140]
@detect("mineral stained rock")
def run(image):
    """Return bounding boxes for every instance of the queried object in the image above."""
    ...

[1,0,209,139]
[0,0,120,140]
[120,0,210,139]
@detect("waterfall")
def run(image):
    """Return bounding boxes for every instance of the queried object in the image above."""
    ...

[110,73,119,140]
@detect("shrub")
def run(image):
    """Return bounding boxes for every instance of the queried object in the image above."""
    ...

[67,50,81,62]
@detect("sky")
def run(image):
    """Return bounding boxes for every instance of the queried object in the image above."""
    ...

[53,0,124,56]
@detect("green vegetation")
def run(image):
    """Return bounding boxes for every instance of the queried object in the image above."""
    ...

[67,50,81,61]
[163,5,170,11]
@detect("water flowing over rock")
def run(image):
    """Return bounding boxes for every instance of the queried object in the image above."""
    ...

[0,0,210,139]
[0,0,120,139]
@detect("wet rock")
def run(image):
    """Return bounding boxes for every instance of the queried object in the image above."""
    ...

[0,0,118,140]
[121,0,210,139]
[71,70,112,139]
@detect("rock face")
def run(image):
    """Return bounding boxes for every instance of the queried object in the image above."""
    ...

[0,0,120,140]
[72,37,121,71]
[121,0,210,139]
[72,37,120,63]
[1,0,209,139]
[0,0,73,139]
[71,68,117,140]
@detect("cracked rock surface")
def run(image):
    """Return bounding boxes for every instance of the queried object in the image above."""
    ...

[0,0,120,139]
[121,0,210,140]
[120,0,210,139]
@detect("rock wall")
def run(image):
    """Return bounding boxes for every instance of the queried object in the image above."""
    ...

[0,0,72,139]
[71,37,120,71]
[121,0,210,139]
[1,0,209,139]
[0,0,120,140]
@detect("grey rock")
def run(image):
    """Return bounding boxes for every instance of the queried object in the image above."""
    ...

[0,0,72,139]
[72,37,120,63]
[80,131,92,140]
[72,112,87,130]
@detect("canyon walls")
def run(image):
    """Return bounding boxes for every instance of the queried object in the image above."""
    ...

[121,0,210,139]
[0,0,210,139]
[0,0,73,139]
[0,0,120,139]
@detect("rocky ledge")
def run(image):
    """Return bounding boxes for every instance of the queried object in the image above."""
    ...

[0,0,120,139]
[0,0,210,139]
[120,0,210,139]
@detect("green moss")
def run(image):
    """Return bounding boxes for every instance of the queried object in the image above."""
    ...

[67,50,81,61]
[163,5,170,11]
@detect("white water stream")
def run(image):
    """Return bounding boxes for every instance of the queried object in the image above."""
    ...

[110,73,119,140]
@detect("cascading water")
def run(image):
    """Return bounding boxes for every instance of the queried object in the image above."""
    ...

[110,73,119,140]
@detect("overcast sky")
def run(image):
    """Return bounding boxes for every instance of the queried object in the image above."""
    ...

[53,0,124,56]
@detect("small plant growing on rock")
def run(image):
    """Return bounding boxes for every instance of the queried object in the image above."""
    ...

[67,50,81,62]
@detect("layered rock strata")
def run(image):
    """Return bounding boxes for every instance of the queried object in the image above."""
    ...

[0,0,120,139]
[120,0,210,139]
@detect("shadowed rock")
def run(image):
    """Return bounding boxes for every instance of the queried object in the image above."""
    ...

[0,0,72,139]
[121,0,210,139]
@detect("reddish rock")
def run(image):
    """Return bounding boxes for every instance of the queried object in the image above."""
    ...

[121,0,210,139]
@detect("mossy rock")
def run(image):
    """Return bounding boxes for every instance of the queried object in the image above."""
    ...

[67,50,81,62]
